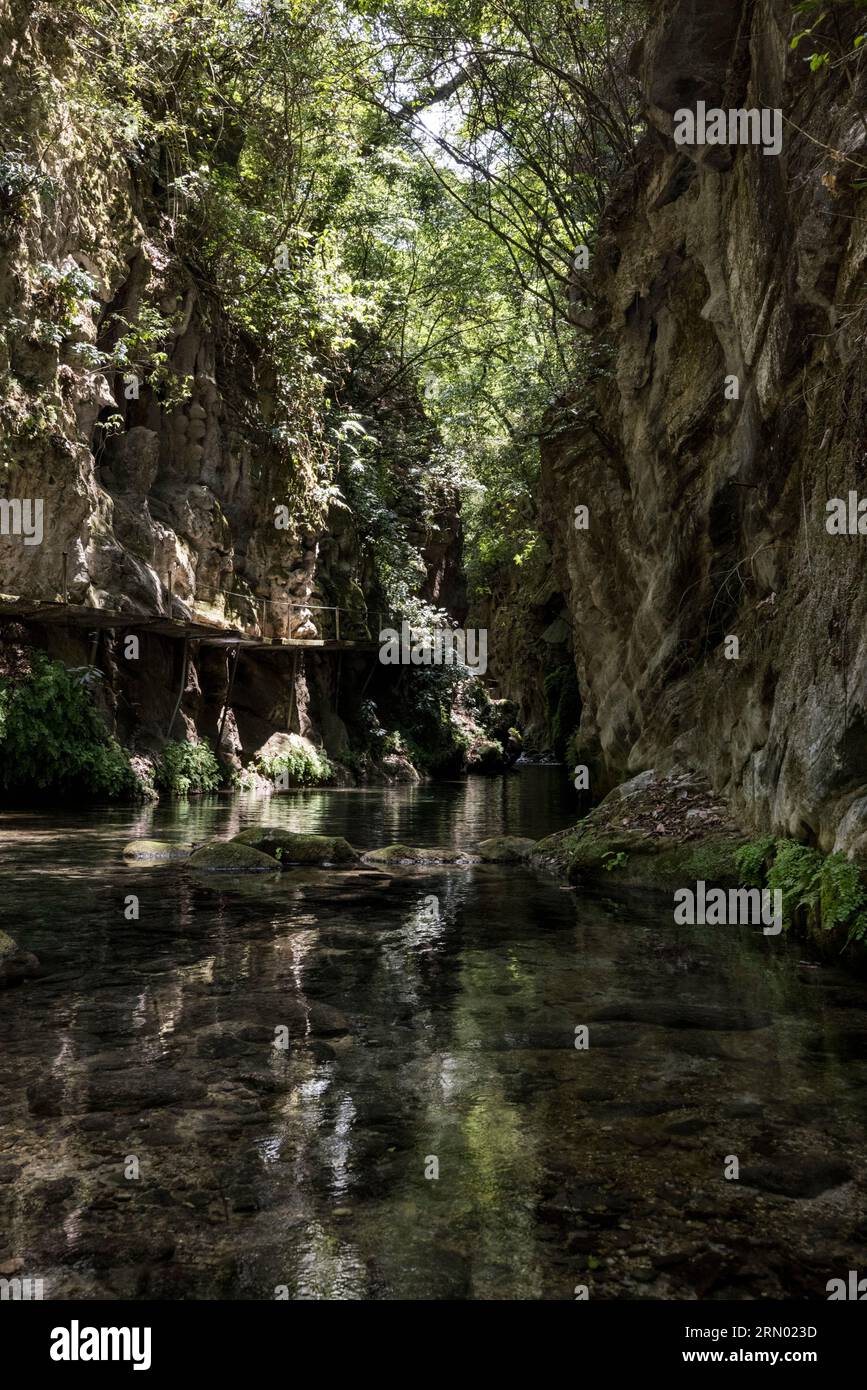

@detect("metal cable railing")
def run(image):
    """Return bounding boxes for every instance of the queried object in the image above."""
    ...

[190,585,383,642]
[11,555,389,644]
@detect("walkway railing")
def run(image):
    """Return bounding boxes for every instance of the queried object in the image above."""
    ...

[14,555,389,647]
[192,587,386,643]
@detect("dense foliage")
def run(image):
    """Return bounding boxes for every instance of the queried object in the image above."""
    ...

[154,740,223,795]
[0,656,138,799]
[28,0,647,604]
[736,837,867,947]
[251,741,335,787]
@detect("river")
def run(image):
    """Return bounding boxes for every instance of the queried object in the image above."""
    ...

[1,768,866,1299]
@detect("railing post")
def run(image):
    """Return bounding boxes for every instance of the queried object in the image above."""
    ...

[335,606,340,643]
[167,564,174,615]
[61,551,68,606]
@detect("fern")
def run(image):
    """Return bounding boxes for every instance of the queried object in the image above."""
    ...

[734,836,775,886]
[767,840,824,926]
[819,853,867,942]
[0,655,138,799]
[737,836,867,949]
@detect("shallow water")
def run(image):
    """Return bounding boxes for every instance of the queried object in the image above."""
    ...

[2,769,867,1300]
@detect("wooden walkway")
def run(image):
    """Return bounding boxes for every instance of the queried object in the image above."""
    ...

[0,594,381,652]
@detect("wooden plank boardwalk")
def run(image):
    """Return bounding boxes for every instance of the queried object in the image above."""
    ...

[0,594,380,652]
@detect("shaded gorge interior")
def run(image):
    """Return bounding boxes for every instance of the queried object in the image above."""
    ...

[2,0,867,1308]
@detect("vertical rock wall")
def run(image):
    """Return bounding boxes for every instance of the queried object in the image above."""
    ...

[537,0,867,853]
[0,2,462,760]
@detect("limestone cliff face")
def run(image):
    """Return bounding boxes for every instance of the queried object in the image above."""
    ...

[0,2,462,761]
[540,0,867,854]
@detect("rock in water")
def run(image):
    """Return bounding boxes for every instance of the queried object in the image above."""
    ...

[123,840,195,862]
[231,828,358,865]
[475,836,537,863]
[187,841,279,872]
[0,930,39,988]
[361,844,479,866]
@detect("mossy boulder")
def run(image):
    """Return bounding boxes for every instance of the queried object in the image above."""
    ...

[188,841,279,873]
[476,835,537,863]
[123,839,195,862]
[531,770,746,889]
[0,929,39,987]
[465,738,506,774]
[231,828,359,865]
[362,844,479,866]
[532,823,744,889]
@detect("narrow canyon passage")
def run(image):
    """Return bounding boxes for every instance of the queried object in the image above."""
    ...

[2,771,866,1301]
[2,0,867,1350]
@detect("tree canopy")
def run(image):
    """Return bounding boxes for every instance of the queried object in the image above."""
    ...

[38,0,649,603]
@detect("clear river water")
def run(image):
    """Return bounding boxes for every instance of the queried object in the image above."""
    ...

[2,767,867,1300]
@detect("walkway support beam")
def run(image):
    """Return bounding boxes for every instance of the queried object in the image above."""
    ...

[216,644,241,752]
[168,636,190,739]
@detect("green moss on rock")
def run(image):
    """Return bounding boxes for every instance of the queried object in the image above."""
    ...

[362,844,479,866]
[476,835,537,863]
[532,824,744,889]
[231,828,358,865]
[123,839,195,862]
[543,662,581,759]
[188,841,279,872]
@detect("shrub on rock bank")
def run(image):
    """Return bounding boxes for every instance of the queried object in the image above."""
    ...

[0,654,140,801]
[249,738,335,788]
[154,740,223,795]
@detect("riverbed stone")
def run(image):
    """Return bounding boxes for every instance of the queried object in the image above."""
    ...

[739,1158,853,1200]
[361,844,480,866]
[0,929,39,988]
[591,1001,771,1031]
[231,827,359,865]
[123,840,195,862]
[188,841,279,872]
[85,1071,208,1112]
[476,835,537,862]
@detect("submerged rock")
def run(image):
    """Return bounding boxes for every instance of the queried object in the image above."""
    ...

[188,841,278,873]
[476,835,537,863]
[361,844,479,866]
[739,1158,853,1200]
[123,839,195,862]
[0,929,39,988]
[231,828,359,865]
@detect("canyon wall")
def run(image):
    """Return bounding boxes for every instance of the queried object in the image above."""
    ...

[0,1,462,763]
[535,0,867,855]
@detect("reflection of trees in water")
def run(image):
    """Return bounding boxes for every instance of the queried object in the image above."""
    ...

[10,779,863,1299]
[285,868,563,1296]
